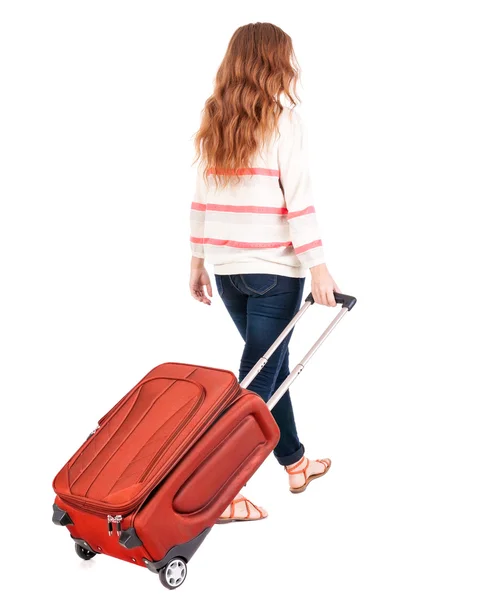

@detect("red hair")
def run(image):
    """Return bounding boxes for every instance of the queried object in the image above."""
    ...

[194,22,300,187]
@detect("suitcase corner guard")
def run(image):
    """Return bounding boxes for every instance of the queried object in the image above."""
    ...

[119,527,143,549]
[52,503,74,527]
[143,527,212,573]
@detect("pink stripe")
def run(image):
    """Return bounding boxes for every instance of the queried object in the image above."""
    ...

[287,205,316,220]
[207,167,280,177]
[206,203,287,215]
[191,202,206,211]
[294,239,323,254]
[190,236,291,249]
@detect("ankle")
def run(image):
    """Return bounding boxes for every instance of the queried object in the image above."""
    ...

[286,456,307,474]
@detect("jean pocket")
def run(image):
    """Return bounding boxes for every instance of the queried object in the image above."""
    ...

[240,274,278,295]
[215,275,225,298]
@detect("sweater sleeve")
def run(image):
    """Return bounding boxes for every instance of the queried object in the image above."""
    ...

[190,166,206,259]
[277,110,326,269]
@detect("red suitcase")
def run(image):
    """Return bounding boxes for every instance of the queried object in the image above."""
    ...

[52,292,356,590]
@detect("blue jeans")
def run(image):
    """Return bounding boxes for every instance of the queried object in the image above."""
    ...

[214,273,306,467]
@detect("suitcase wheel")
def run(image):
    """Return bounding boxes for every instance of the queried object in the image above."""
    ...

[74,542,97,561]
[159,557,188,590]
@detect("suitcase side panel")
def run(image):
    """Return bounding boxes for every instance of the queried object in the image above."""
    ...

[134,392,279,561]
[172,414,266,514]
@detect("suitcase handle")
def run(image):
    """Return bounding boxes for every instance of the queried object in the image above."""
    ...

[305,291,357,311]
[240,290,357,410]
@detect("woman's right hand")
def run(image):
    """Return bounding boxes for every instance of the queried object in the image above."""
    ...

[190,257,212,305]
[310,264,341,307]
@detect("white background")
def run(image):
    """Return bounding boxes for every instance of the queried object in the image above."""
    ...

[1,1,500,598]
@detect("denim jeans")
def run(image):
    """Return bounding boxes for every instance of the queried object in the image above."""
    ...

[214,273,306,467]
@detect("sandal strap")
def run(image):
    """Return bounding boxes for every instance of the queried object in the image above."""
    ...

[229,496,247,519]
[286,457,309,477]
[318,458,330,472]
[229,496,263,521]
[285,456,306,474]
[245,498,264,519]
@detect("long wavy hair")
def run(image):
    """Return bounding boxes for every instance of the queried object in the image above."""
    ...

[194,22,300,187]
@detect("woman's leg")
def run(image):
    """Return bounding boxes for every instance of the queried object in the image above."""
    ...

[214,274,267,521]
[237,275,332,491]
[237,275,305,466]
[215,274,304,462]
[269,350,304,465]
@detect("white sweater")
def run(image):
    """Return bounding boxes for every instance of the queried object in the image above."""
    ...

[190,108,325,278]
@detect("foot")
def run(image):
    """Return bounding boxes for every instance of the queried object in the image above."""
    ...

[216,494,268,524]
[285,456,332,494]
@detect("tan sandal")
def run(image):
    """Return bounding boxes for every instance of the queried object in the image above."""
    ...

[216,496,267,524]
[286,457,332,494]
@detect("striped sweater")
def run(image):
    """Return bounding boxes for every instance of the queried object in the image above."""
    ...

[190,108,325,278]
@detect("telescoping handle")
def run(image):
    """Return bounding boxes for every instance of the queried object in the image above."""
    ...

[305,292,357,311]
[240,290,357,411]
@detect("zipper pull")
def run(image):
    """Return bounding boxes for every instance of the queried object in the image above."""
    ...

[107,515,114,536]
[106,515,123,536]
[116,515,123,537]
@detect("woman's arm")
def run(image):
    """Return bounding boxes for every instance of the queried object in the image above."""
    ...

[189,168,212,305]
[278,111,340,306]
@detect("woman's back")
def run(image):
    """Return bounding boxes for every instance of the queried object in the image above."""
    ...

[190,108,325,277]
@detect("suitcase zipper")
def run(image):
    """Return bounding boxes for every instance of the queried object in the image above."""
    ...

[58,379,241,518]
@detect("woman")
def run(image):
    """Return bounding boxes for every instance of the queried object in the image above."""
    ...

[189,22,341,523]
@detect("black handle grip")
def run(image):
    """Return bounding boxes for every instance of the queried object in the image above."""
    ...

[305,291,357,311]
